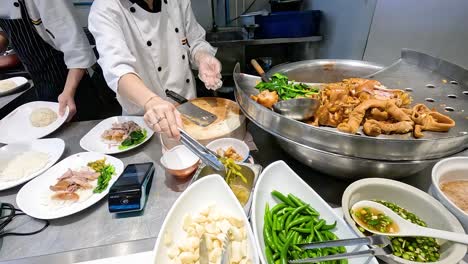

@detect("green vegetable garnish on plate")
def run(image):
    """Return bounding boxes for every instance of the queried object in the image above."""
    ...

[88,159,116,193]
[118,129,147,150]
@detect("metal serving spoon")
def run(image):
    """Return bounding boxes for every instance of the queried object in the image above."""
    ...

[250,59,320,121]
[351,200,468,245]
[272,98,320,121]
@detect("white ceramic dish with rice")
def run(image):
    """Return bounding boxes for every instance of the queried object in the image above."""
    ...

[0,101,69,144]
[0,76,29,96]
[16,152,124,219]
[0,138,65,191]
[342,178,467,264]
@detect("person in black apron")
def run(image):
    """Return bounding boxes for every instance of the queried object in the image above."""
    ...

[0,0,101,121]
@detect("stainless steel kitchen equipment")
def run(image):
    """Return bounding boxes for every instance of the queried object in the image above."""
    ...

[199,234,209,264]
[234,51,468,161]
[276,137,442,179]
[233,50,468,178]
[265,59,384,83]
[290,236,393,263]
[190,162,262,215]
[273,98,320,121]
[165,90,217,127]
[178,128,225,172]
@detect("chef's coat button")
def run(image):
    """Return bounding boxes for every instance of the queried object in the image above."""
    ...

[158,67,162,72]
[175,28,179,33]
[130,7,136,13]
[147,41,152,46]
[13,2,19,7]
[186,79,190,83]
[164,0,167,3]
[182,55,186,60]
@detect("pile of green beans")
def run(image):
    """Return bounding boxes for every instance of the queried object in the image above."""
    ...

[263,190,347,264]
[356,200,441,262]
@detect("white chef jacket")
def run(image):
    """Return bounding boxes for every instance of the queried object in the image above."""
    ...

[0,0,95,69]
[88,0,216,115]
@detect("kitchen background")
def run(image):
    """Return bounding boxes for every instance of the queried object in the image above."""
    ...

[72,0,468,69]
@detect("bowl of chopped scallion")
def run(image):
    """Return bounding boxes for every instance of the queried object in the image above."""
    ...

[342,178,467,264]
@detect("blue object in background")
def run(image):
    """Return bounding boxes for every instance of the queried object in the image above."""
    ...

[255,10,322,39]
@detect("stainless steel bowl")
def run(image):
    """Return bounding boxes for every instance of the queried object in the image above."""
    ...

[233,54,468,161]
[276,136,439,179]
[266,59,384,83]
[233,55,468,179]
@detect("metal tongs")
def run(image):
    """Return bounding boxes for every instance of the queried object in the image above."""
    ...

[289,235,393,263]
[178,128,225,172]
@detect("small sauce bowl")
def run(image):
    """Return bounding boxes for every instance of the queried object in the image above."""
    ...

[160,145,200,180]
[206,138,250,162]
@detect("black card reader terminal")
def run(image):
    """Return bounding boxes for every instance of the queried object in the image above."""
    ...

[108,162,154,213]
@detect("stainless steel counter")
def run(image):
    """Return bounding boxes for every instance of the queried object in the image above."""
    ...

[1,120,466,264]
[0,120,191,263]
[0,89,30,110]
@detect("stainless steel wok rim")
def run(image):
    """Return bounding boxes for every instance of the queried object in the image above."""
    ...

[236,71,468,144]
[266,59,385,79]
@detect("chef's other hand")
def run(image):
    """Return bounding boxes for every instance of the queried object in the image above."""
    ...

[58,91,76,122]
[144,96,183,140]
[196,51,222,90]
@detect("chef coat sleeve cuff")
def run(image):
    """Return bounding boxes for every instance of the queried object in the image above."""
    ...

[64,48,96,69]
[107,65,140,94]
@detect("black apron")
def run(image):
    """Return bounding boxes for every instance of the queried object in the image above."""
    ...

[0,0,100,121]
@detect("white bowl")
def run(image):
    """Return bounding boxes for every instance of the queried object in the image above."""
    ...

[206,138,250,162]
[152,174,260,264]
[160,145,200,179]
[432,157,468,232]
[252,160,378,264]
[342,178,467,264]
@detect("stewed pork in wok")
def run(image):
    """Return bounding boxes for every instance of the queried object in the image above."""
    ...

[252,77,455,138]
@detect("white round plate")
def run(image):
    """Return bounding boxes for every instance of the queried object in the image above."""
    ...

[152,175,260,264]
[0,101,69,144]
[80,116,154,154]
[16,152,124,219]
[0,138,65,191]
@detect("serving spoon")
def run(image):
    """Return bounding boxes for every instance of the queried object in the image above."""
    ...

[351,200,468,245]
[250,59,320,121]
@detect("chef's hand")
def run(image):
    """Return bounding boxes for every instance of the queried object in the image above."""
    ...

[196,51,222,90]
[58,91,76,122]
[144,96,183,140]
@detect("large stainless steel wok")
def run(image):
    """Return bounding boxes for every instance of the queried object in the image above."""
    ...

[233,50,468,179]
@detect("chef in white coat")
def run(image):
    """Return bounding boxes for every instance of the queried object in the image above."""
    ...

[89,0,222,139]
[0,0,100,121]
